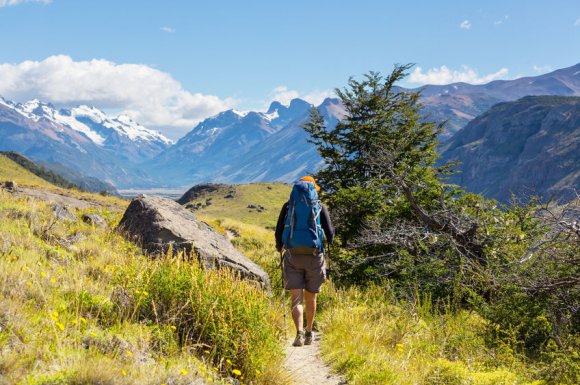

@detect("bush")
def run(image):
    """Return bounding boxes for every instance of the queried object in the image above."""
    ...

[115,253,283,382]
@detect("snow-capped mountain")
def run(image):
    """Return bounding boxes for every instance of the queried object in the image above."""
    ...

[0,97,170,187]
[148,98,312,184]
[1,98,172,163]
[215,97,344,183]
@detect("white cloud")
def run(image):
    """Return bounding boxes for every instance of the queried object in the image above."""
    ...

[0,55,236,139]
[268,86,334,108]
[459,20,471,29]
[408,65,509,85]
[0,0,50,7]
[269,86,300,106]
[575,17,580,26]
[533,65,552,73]
[161,26,175,33]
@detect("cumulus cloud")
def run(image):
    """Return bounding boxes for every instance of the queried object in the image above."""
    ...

[0,55,236,139]
[408,65,509,85]
[459,20,471,29]
[161,26,175,33]
[269,86,334,107]
[0,0,50,7]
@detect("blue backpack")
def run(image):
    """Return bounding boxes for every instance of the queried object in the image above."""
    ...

[282,180,324,251]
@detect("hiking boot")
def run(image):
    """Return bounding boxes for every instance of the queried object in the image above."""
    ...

[292,331,305,347]
[304,330,313,345]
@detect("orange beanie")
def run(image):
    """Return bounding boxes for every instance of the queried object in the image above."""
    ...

[299,175,320,192]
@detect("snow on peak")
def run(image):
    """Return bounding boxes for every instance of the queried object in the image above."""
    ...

[262,109,279,121]
[233,109,250,117]
[105,114,173,145]
[5,98,172,146]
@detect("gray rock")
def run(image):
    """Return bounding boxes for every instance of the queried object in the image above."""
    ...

[4,181,17,191]
[82,213,107,227]
[118,195,270,290]
[53,204,77,222]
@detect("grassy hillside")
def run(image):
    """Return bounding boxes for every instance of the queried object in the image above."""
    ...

[0,153,125,208]
[0,166,289,384]
[0,151,79,190]
[180,182,290,229]
[0,153,58,189]
[1,168,573,384]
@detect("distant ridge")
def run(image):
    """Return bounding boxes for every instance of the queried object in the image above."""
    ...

[440,95,580,202]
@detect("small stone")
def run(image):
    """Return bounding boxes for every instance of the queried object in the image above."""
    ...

[82,213,107,227]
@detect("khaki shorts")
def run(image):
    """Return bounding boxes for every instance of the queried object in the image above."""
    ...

[283,248,326,293]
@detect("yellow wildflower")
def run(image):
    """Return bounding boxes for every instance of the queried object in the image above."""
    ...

[226,359,232,365]
[55,322,65,331]
[180,368,187,375]
[125,350,132,356]
[79,317,87,324]
[50,278,56,283]
[232,369,241,376]
[122,370,127,376]
[41,272,47,277]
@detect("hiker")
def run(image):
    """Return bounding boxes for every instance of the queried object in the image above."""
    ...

[275,175,334,347]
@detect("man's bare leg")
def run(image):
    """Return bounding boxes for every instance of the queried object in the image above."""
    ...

[304,290,317,332]
[290,289,304,333]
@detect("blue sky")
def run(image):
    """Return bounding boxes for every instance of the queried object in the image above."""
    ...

[0,0,579,138]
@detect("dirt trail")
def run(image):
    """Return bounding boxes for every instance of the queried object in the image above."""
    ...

[283,332,347,385]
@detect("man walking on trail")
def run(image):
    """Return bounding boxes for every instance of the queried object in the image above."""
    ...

[275,175,334,347]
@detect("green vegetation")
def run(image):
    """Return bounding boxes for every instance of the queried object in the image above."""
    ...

[305,64,579,383]
[318,285,542,385]
[0,160,288,385]
[0,151,79,190]
[0,153,58,189]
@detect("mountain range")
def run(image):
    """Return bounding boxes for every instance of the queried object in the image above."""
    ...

[0,63,579,201]
[440,95,580,202]
[0,97,172,188]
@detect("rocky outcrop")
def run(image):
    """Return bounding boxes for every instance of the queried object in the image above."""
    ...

[440,96,580,203]
[118,194,270,290]
[177,183,231,205]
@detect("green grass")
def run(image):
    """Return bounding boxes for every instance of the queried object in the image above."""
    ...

[0,154,56,189]
[1,161,562,384]
[0,162,289,384]
[183,182,290,229]
[0,154,125,208]
[316,284,546,385]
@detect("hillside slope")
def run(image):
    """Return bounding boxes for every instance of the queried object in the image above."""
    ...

[177,182,291,229]
[441,96,580,202]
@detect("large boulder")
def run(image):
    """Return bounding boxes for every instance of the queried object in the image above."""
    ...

[118,195,270,290]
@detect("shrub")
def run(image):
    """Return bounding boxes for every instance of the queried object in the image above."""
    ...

[115,253,283,382]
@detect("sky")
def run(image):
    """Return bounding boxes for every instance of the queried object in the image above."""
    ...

[0,0,579,139]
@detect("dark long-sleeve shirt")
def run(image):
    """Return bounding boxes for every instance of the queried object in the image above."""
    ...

[275,201,334,252]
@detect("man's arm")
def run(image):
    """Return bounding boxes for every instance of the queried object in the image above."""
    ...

[275,202,289,252]
[320,203,335,244]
